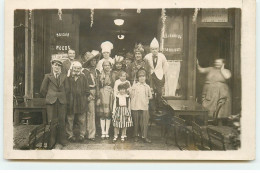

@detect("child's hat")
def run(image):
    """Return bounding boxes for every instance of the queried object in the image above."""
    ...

[114,55,124,64]
[137,68,146,77]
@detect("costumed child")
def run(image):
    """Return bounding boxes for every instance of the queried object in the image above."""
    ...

[112,55,125,80]
[113,71,131,97]
[97,60,116,139]
[130,68,153,143]
[66,61,90,143]
[112,83,133,142]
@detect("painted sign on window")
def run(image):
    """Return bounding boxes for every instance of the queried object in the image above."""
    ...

[162,16,183,59]
[201,9,228,23]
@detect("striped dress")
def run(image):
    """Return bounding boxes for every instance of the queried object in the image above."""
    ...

[112,94,133,128]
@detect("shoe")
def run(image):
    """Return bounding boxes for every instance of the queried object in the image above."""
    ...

[101,134,106,140]
[78,136,85,142]
[60,140,69,147]
[143,138,152,143]
[121,137,125,143]
[89,138,95,141]
[68,136,76,143]
[134,137,139,142]
[105,134,110,140]
[112,137,117,143]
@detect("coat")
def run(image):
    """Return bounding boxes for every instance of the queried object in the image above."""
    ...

[67,74,90,114]
[40,73,69,105]
[144,53,168,80]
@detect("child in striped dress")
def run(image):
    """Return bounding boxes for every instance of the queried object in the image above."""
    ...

[112,83,133,142]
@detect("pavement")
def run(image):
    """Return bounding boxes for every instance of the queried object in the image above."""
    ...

[54,125,181,150]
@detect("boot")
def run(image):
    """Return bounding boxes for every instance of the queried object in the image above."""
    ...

[100,119,106,139]
[105,119,111,139]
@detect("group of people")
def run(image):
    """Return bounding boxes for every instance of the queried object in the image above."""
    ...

[40,35,233,148]
[40,38,169,147]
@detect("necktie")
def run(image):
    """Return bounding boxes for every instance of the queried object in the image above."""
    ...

[153,56,157,68]
[56,74,60,85]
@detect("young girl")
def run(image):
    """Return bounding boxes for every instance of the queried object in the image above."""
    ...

[112,55,125,80]
[97,60,115,139]
[112,83,133,142]
[113,71,131,97]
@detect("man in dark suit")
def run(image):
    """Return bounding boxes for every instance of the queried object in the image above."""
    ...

[40,57,69,147]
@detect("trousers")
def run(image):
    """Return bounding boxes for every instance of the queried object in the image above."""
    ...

[66,112,86,138]
[46,100,67,146]
[86,89,96,139]
[132,110,150,139]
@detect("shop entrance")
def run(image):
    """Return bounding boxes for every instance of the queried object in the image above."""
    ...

[78,9,160,57]
[196,28,231,103]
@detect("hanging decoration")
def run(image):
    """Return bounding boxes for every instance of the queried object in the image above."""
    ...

[137,8,141,13]
[90,9,94,27]
[160,8,167,52]
[29,9,32,20]
[58,9,62,20]
[192,8,199,23]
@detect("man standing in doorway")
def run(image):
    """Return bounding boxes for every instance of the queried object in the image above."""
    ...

[62,49,76,75]
[144,38,168,111]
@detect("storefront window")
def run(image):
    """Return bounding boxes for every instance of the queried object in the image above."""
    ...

[160,11,187,99]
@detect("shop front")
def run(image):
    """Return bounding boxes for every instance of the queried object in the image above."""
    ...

[14,8,241,114]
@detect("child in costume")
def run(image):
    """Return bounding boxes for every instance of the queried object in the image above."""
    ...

[112,83,133,142]
[113,71,131,97]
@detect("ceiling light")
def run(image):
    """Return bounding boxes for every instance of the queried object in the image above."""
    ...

[114,19,124,26]
[118,34,125,40]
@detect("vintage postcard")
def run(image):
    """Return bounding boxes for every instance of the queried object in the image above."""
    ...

[4,0,256,160]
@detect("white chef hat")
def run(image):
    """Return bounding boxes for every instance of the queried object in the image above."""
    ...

[101,41,113,53]
[150,37,159,48]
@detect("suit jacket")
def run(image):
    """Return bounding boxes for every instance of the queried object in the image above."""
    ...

[40,73,69,104]
[62,59,72,75]
[144,53,168,80]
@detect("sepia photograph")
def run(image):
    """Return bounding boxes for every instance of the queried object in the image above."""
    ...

[4,0,256,160]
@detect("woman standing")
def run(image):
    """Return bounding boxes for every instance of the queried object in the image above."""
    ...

[97,60,116,139]
[96,41,114,73]
[127,44,150,85]
[197,58,232,125]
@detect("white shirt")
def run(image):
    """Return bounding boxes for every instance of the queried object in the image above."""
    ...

[144,52,168,80]
[112,94,130,114]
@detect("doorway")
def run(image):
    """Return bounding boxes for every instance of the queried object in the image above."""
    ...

[196,28,231,103]
[78,9,160,57]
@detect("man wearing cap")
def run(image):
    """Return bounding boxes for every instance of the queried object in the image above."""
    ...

[127,43,150,85]
[144,38,168,111]
[96,41,115,73]
[40,57,69,147]
[66,61,90,143]
[82,50,101,141]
